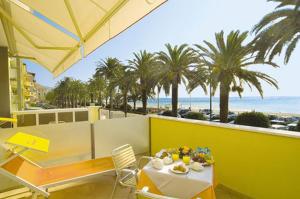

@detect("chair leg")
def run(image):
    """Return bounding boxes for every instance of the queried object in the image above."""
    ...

[127,187,134,199]
[32,192,38,199]
[110,176,119,199]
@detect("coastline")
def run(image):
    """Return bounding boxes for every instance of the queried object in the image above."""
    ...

[129,100,300,117]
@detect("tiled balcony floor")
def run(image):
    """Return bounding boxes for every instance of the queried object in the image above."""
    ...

[21,174,249,199]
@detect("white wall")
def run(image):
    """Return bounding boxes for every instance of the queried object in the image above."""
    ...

[0,116,150,192]
[94,116,149,157]
[0,121,91,190]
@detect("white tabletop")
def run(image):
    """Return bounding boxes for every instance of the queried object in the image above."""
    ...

[143,161,214,199]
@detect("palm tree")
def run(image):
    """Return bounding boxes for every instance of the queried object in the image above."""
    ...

[118,66,137,117]
[95,57,123,115]
[157,44,198,117]
[129,81,140,111]
[128,50,159,114]
[88,78,97,104]
[186,59,209,97]
[252,0,300,64]
[196,30,278,123]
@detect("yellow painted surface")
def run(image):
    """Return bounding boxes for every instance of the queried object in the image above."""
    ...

[6,132,50,153]
[0,117,17,123]
[150,118,300,199]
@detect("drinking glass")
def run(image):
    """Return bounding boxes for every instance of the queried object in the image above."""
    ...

[172,153,179,161]
[183,156,191,165]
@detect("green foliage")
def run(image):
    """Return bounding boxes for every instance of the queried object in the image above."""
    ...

[195,30,278,123]
[47,77,88,108]
[157,44,199,117]
[235,112,271,128]
[45,90,55,104]
[119,104,132,112]
[128,50,159,114]
[184,112,206,120]
[134,107,148,114]
[252,0,300,64]
[161,110,173,117]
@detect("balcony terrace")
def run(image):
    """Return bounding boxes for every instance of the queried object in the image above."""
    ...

[0,108,299,199]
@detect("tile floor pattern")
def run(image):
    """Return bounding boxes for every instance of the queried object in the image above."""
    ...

[21,174,248,199]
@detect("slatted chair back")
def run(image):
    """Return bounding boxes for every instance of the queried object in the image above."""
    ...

[111,144,137,175]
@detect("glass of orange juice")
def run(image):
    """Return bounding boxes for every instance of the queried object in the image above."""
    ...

[172,153,179,161]
[183,156,191,165]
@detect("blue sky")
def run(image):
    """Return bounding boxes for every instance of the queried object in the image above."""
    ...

[25,0,299,97]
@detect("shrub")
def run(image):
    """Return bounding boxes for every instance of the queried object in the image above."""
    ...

[184,112,206,120]
[235,112,270,128]
[119,104,132,112]
[161,110,173,117]
[134,107,148,114]
[297,121,300,132]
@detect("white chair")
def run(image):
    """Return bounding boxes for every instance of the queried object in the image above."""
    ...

[136,187,202,199]
[111,144,152,198]
[136,187,179,199]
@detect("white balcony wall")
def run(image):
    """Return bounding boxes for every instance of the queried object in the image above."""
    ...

[0,122,91,190]
[0,116,149,192]
[94,115,149,157]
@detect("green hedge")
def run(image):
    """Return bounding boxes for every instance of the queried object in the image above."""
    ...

[297,121,300,132]
[119,104,132,111]
[235,112,270,128]
[184,112,206,120]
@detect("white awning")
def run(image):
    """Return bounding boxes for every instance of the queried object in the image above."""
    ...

[0,0,167,76]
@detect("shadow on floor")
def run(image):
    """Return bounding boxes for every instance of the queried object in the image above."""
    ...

[22,174,251,199]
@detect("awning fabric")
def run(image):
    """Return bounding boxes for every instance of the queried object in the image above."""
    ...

[0,0,166,77]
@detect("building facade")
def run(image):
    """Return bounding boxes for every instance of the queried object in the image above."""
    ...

[8,58,47,111]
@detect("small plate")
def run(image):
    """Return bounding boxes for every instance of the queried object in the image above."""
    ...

[169,166,189,174]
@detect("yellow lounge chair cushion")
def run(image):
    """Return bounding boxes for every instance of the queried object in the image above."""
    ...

[5,132,50,153]
[1,156,114,186]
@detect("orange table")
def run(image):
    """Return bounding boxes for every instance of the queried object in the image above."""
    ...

[137,162,216,199]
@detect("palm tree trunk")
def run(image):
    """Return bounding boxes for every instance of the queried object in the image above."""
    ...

[109,91,113,118]
[171,83,178,117]
[141,90,147,115]
[123,93,128,117]
[157,90,160,113]
[90,93,94,103]
[98,93,102,106]
[133,99,136,110]
[220,82,229,123]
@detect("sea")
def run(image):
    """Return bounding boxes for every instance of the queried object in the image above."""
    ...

[137,96,300,115]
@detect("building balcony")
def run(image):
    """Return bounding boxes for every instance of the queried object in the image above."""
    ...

[24,82,33,87]
[0,108,299,199]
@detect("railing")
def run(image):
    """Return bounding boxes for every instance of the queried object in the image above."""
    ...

[12,108,90,127]
[10,108,139,127]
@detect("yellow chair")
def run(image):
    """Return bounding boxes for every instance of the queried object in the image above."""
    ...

[111,144,152,199]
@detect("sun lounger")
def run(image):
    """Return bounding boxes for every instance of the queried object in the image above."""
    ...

[0,132,114,198]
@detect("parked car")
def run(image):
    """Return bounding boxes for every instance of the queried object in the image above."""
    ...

[178,109,190,117]
[271,124,289,130]
[287,121,299,131]
[228,111,237,121]
[270,119,286,125]
[200,109,211,115]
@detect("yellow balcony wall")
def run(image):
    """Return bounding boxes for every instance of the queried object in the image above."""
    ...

[150,116,300,199]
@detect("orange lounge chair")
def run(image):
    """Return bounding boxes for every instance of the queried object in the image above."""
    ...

[0,132,114,198]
